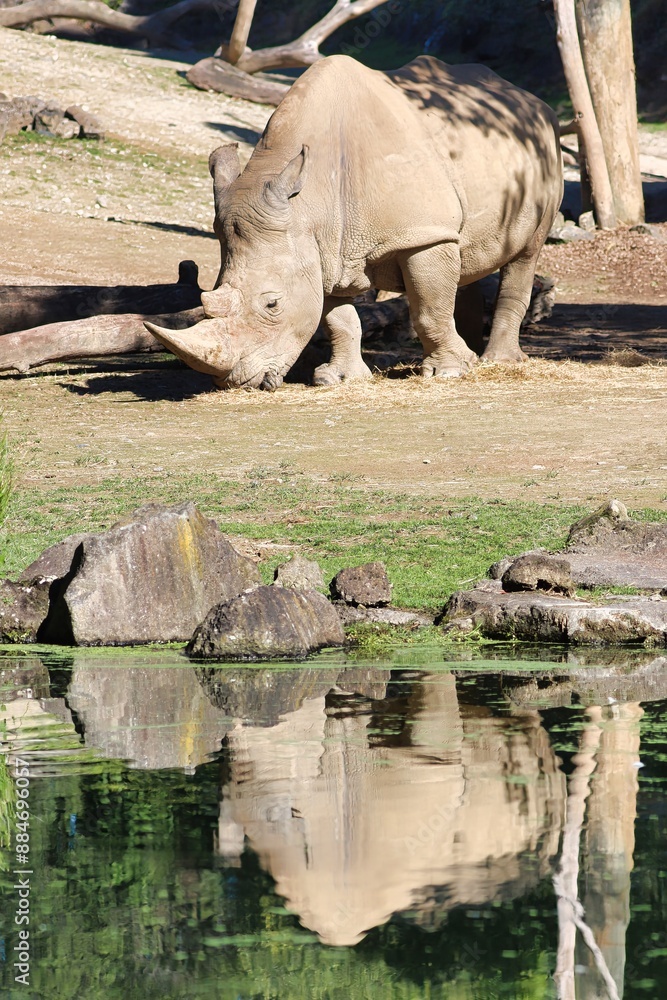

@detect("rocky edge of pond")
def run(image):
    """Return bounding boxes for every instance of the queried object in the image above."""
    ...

[440,499,667,646]
[1,498,666,656]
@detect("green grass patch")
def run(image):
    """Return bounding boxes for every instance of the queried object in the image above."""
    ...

[0,415,14,528]
[2,472,666,611]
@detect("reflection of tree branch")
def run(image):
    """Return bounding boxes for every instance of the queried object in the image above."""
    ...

[553,706,620,1000]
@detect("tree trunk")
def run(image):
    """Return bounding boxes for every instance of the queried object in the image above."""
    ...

[553,0,617,229]
[228,0,258,64]
[0,261,200,336]
[576,0,645,225]
[186,58,288,105]
[0,308,203,374]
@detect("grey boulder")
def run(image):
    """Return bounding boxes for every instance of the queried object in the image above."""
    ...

[501,553,575,597]
[331,562,392,607]
[39,502,261,646]
[273,554,325,592]
[187,585,345,661]
[0,579,50,643]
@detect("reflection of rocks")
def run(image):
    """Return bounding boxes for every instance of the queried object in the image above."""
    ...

[0,656,51,699]
[218,674,565,945]
[497,655,667,709]
[67,661,233,770]
[196,665,390,727]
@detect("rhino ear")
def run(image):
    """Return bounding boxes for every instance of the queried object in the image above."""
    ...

[209,144,242,212]
[265,146,309,207]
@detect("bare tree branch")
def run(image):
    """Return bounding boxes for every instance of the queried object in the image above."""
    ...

[0,0,215,45]
[234,0,390,74]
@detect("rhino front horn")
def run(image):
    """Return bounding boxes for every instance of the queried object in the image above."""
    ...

[144,319,237,378]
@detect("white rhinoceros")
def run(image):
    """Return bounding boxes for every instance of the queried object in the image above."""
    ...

[147,55,563,389]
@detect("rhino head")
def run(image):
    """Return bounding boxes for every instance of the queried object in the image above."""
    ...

[146,143,323,389]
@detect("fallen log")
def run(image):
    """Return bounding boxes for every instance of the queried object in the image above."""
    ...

[0,260,200,336]
[0,0,214,46]
[185,59,288,106]
[0,307,204,374]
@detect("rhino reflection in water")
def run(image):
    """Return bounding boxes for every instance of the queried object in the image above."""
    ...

[147,55,562,388]
[216,674,566,946]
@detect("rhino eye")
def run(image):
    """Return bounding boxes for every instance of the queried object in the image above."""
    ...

[266,299,279,310]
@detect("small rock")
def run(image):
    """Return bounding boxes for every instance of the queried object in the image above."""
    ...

[186,586,345,660]
[0,579,50,643]
[273,554,325,592]
[578,210,596,231]
[38,503,261,645]
[488,549,544,580]
[34,106,65,135]
[54,118,79,140]
[547,224,596,243]
[551,210,565,229]
[567,499,629,545]
[502,553,575,597]
[65,105,105,140]
[331,562,392,607]
[629,223,662,239]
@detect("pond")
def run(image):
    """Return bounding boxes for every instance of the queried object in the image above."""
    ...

[0,643,666,999]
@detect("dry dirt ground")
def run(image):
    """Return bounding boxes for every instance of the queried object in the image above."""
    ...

[1,28,666,509]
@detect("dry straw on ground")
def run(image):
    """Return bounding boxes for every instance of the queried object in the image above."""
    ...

[203,358,667,409]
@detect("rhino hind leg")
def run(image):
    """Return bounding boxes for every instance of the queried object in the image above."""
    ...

[313,300,373,386]
[481,253,537,363]
[400,243,478,378]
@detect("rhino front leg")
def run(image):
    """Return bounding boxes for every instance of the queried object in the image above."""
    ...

[482,253,537,363]
[400,243,477,377]
[313,299,373,386]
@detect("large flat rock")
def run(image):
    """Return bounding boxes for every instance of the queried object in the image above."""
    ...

[442,585,667,645]
[39,502,261,646]
[565,499,667,590]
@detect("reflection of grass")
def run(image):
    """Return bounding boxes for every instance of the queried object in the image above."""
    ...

[0,752,15,871]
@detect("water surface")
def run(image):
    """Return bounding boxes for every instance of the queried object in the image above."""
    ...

[1,644,666,998]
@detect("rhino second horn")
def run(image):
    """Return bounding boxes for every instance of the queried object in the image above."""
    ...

[143,320,237,378]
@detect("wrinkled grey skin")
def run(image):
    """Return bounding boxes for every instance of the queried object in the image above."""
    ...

[146,55,563,389]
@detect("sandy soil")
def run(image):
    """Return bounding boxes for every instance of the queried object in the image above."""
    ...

[1,28,666,510]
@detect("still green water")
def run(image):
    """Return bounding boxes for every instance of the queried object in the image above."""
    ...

[0,644,666,999]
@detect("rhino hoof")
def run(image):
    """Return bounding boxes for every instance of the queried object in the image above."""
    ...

[313,362,372,386]
[260,372,284,392]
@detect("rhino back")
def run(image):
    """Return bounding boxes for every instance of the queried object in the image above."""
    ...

[389,57,563,280]
[240,55,561,290]
[242,56,464,293]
